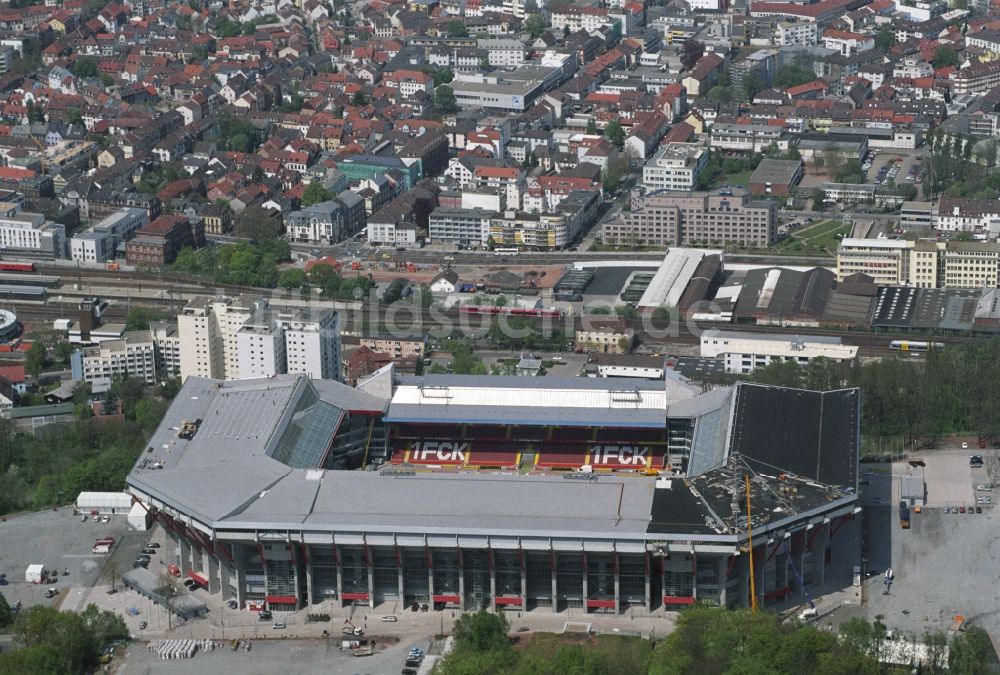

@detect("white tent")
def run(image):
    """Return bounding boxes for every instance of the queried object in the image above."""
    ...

[75,491,133,515]
[127,502,151,531]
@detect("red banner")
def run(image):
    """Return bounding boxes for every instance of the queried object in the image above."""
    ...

[494,596,523,606]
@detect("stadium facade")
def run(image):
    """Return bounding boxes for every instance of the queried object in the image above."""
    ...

[127,366,860,614]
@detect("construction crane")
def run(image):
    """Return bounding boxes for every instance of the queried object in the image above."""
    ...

[745,473,758,613]
[782,538,816,612]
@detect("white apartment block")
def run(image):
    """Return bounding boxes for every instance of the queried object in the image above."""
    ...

[237,320,286,380]
[0,201,65,258]
[775,21,817,46]
[70,330,158,390]
[366,221,418,245]
[478,39,527,68]
[700,331,857,375]
[236,309,341,381]
[69,207,147,264]
[177,295,263,381]
[151,321,181,378]
[642,144,708,192]
[551,8,612,34]
[281,310,341,381]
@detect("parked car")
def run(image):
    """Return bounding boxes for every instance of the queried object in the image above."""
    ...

[44,588,58,598]
[258,610,273,621]
[145,542,161,549]
[272,622,287,630]
[381,615,398,622]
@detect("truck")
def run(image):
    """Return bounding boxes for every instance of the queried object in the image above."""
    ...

[350,260,361,270]
[92,537,115,554]
[25,564,45,584]
[899,501,911,529]
[352,642,374,657]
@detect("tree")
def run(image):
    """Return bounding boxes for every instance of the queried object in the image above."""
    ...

[428,65,454,87]
[446,20,468,37]
[25,341,46,379]
[742,72,764,100]
[586,117,598,135]
[706,85,734,103]
[949,626,993,674]
[451,610,511,652]
[874,24,894,51]
[351,90,367,106]
[0,592,11,627]
[680,39,705,70]
[524,14,546,39]
[278,268,305,289]
[70,57,98,78]
[931,45,959,69]
[604,119,625,147]
[775,64,816,89]
[433,85,457,114]
[227,132,251,152]
[812,188,827,211]
[53,341,74,365]
[67,107,83,126]
[125,307,160,332]
[301,181,333,207]
[234,206,282,241]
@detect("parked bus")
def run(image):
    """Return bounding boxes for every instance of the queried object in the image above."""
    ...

[494,248,518,256]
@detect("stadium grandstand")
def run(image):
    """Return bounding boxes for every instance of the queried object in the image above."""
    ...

[127,367,860,615]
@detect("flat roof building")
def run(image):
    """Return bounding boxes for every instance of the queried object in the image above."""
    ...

[748,159,803,196]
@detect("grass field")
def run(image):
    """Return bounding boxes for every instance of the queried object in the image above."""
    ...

[713,169,753,187]
[774,219,848,256]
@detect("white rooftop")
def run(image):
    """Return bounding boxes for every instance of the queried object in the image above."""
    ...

[638,248,720,310]
[722,338,858,360]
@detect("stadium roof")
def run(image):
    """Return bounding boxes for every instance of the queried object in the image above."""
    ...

[384,374,699,427]
[128,377,859,547]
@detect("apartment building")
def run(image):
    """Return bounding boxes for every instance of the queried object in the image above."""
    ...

[124,214,204,266]
[836,238,1000,288]
[936,198,1000,233]
[357,336,425,359]
[177,295,263,381]
[775,21,817,46]
[70,208,148,264]
[428,207,494,247]
[605,187,776,247]
[150,321,181,378]
[70,330,158,390]
[0,201,65,258]
[236,309,341,381]
[641,144,708,192]
[710,124,786,154]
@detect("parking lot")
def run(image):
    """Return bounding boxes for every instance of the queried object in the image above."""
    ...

[865,150,924,195]
[0,507,149,614]
[117,635,433,675]
[843,448,1000,641]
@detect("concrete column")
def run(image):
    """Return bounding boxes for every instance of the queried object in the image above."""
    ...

[291,550,302,610]
[644,555,651,612]
[208,552,220,595]
[813,523,830,587]
[428,555,435,606]
[613,554,621,615]
[367,552,375,609]
[397,549,405,607]
[520,554,527,608]
[691,552,698,601]
[334,547,343,607]
[489,552,497,612]
[179,536,193,575]
[581,552,588,613]
[304,550,314,607]
[458,550,466,611]
[717,557,729,607]
[551,556,558,612]
[219,557,232,600]
[233,552,247,607]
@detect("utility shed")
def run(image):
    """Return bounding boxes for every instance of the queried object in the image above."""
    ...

[127,502,151,531]
[75,491,133,515]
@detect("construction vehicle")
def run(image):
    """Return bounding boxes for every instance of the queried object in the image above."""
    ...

[950,615,966,633]
[341,620,363,636]
[352,641,374,657]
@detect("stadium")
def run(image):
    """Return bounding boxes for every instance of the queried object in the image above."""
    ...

[127,366,860,614]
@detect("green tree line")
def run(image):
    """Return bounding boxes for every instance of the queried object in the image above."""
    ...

[706,338,1000,453]
[0,377,176,516]
[438,607,994,674]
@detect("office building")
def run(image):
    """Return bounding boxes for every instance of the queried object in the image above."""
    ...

[836,238,912,286]
[125,214,205,267]
[836,238,1000,289]
[0,201,65,258]
[605,187,776,247]
[700,330,858,375]
[641,144,708,192]
[70,207,148,264]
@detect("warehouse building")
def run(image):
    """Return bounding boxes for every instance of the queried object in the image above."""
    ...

[127,370,860,615]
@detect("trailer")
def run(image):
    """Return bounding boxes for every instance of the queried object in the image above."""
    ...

[25,564,45,584]
[899,501,911,529]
